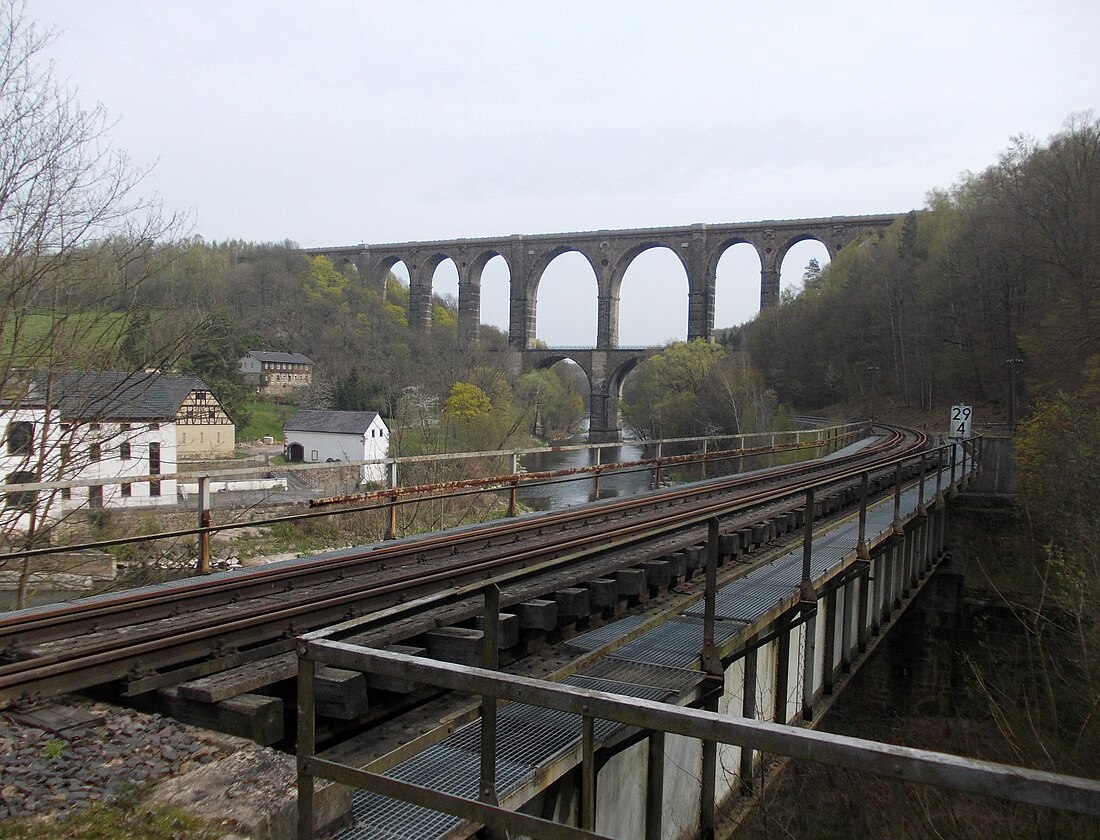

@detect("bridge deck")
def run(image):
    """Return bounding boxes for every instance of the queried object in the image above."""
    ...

[332,443,956,840]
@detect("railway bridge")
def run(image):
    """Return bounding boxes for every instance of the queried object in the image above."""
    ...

[307,215,904,441]
[4,429,1093,839]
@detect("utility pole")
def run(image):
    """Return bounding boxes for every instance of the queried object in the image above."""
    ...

[867,365,881,423]
[1006,357,1024,428]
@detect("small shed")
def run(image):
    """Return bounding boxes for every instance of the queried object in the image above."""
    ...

[283,410,389,483]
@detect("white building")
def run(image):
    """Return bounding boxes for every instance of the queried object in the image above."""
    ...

[1,405,63,533]
[283,410,389,484]
[51,371,185,510]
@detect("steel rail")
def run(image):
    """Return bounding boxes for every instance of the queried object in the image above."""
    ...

[0,427,927,706]
[0,427,917,670]
[0,428,899,643]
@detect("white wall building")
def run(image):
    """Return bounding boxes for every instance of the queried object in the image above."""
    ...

[0,405,63,533]
[283,410,389,484]
[51,371,185,511]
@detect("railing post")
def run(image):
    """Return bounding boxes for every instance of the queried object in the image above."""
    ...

[701,683,719,839]
[386,490,397,540]
[800,486,818,722]
[775,621,791,724]
[892,462,904,535]
[871,551,883,636]
[509,452,520,517]
[593,446,602,500]
[197,475,211,575]
[296,649,316,840]
[701,438,708,481]
[480,584,501,809]
[801,488,816,603]
[917,453,927,514]
[857,472,870,561]
[386,460,398,540]
[581,715,596,832]
[703,519,722,676]
[654,441,662,489]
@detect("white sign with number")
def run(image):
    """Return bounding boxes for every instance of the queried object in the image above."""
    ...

[950,404,973,438]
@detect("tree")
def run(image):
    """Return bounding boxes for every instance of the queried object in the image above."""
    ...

[0,2,186,565]
[176,314,256,430]
[621,341,726,438]
[515,368,584,439]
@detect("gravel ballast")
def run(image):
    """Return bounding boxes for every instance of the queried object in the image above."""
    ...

[0,698,231,823]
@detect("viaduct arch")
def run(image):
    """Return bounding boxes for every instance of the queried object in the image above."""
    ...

[307,214,904,438]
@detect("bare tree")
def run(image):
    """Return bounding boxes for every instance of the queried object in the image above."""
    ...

[0,1,190,601]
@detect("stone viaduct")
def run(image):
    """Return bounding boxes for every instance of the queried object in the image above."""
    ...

[306,214,903,439]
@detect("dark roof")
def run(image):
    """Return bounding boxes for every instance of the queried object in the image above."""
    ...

[283,410,382,435]
[245,351,314,365]
[45,371,215,421]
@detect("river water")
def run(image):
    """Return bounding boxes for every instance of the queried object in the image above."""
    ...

[514,434,733,510]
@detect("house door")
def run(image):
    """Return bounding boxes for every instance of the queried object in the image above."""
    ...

[287,442,305,462]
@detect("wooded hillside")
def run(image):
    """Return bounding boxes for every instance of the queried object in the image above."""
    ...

[740,114,1100,421]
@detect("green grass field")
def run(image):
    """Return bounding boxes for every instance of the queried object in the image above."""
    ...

[238,400,297,442]
[1,310,129,363]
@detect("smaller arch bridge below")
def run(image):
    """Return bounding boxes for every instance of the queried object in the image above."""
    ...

[521,347,654,441]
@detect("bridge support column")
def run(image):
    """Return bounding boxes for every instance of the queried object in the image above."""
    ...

[596,293,618,350]
[588,381,620,442]
[457,269,480,346]
[408,281,433,332]
[760,267,781,310]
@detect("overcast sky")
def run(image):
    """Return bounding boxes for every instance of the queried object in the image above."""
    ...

[31,1,1100,346]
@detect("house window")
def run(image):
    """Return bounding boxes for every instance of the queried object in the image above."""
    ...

[89,485,103,509]
[148,442,161,497]
[60,443,70,465]
[120,423,131,432]
[150,422,160,431]
[121,482,132,497]
[208,410,216,420]
[6,421,33,455]
[89,442,101,462]
[4,471,37,511]
[311,450,319,462]
[119,441,131,460]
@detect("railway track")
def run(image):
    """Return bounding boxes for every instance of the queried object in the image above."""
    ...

[0,425,929,713]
